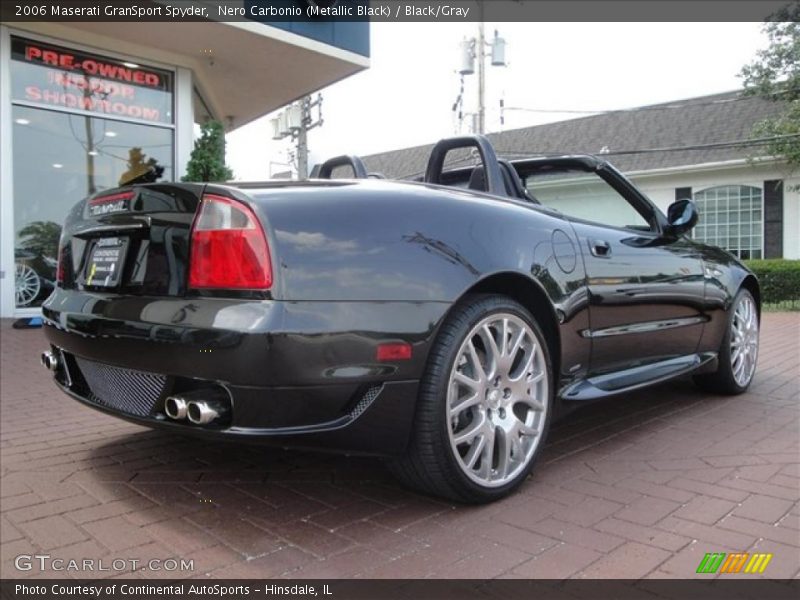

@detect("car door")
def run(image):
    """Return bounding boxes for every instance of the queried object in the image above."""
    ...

[519,159,706,376]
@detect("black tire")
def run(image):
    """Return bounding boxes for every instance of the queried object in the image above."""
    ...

[388,294,554,503]
[693,288,759,395]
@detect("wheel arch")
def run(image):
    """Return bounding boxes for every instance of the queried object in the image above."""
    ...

[454,271,562,381]
[740,274,761,319]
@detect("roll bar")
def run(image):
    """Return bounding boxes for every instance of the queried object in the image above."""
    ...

[424,135,505,196]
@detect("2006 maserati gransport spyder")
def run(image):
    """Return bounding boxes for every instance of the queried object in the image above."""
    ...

[41,135,760,502]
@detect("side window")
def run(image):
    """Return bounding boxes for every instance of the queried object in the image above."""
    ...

[526,168,651,231]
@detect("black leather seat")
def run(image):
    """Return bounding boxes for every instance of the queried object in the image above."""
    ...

[468,165,517,194]
[468,166,488,191]
[468,162,539,204]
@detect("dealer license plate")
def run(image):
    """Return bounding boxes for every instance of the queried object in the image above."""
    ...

[84,237,128,288]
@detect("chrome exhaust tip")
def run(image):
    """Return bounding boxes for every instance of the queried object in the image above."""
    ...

[41,351,59,372]
[164,396,189,420]
[187,400,225,425]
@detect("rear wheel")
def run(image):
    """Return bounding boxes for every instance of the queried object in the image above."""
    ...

[694,288,759,395]
[389,294,553,503]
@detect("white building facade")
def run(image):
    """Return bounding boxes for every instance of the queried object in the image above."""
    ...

[629,160,798,261]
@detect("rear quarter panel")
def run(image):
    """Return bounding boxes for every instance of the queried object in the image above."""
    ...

[243,180,592,385]
[244,180,583,303]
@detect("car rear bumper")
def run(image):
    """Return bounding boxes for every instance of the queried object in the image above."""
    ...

[42,289,449,455]
[46,354,419,455]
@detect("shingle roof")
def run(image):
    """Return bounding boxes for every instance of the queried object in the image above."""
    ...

[361,91,787,179]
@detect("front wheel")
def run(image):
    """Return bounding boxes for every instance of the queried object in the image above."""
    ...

[389,294,553,503]
[694,288,759,395]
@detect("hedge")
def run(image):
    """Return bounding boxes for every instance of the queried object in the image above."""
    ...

[744,259,800,308]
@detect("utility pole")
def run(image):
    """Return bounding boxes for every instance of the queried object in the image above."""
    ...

[476,22,486,134]
[271,95,323,179]
[455,23,506,135]
[84,87,97,194]
[296,116,309,180]
[73,66,109,194]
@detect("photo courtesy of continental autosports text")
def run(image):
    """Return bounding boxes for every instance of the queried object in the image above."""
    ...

[13,583,335,597]
[0,0,798,598]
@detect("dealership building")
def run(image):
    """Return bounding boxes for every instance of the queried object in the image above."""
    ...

[0,17,369,317]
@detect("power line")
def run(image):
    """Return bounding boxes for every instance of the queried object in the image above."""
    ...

[502,99,734,116]
[503,107,605,115]
[398,155,476,181]
[494,132,800,158]
[500,88,793,119]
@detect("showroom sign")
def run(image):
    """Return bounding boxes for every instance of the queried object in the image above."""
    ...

[10,36,173,124]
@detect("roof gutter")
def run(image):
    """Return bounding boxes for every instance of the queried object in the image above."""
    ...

[624,156,785,180]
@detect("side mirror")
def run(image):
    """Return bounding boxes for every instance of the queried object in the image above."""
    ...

[665,198,699,237]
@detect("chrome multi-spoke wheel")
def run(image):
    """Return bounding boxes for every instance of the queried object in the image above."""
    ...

[694,288,759,395]
[730,292,758,387]
[15,262,41,307]
[390,295,552,503]
[447,313,548,487]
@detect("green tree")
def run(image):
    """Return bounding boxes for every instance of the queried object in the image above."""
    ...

[182,120,234,182]
[18,221,62,258]
[740,3,800,167]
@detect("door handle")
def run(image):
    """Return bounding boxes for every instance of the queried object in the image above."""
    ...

[618,287,645,296]
[589,239,612,258]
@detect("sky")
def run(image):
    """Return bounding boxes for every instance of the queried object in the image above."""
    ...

[226,22,770,180]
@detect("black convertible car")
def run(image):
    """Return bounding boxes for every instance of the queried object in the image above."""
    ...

[41,136,760,502]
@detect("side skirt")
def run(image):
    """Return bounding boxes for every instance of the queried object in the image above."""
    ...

[559,352,718,402]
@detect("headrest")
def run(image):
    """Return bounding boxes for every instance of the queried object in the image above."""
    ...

[468,166,487,191]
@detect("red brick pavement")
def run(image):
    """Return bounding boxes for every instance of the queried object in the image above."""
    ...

[1,314,798,579]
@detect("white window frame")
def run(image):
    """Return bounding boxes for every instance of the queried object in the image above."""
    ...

[693,184,765,260]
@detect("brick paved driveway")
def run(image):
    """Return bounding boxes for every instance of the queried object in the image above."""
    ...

[1,314,798,580]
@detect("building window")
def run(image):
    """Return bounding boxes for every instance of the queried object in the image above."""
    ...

[693,185,763,260]
[9,35,175,309]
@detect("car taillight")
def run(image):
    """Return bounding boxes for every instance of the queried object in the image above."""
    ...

[189,194,272,290]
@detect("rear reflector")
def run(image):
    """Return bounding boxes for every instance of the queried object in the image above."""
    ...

[377,343,413,362]
[189,194,272,290]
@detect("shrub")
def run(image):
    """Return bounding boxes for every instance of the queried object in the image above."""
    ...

[183,121,233,182]
[744,259,800,309]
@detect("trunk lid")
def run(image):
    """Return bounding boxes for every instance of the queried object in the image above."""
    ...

[61,183,203,297]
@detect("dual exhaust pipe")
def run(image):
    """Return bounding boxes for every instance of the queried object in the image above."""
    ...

[165,394,228,425]
[41,350,59,372]
[41,348,227,426]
